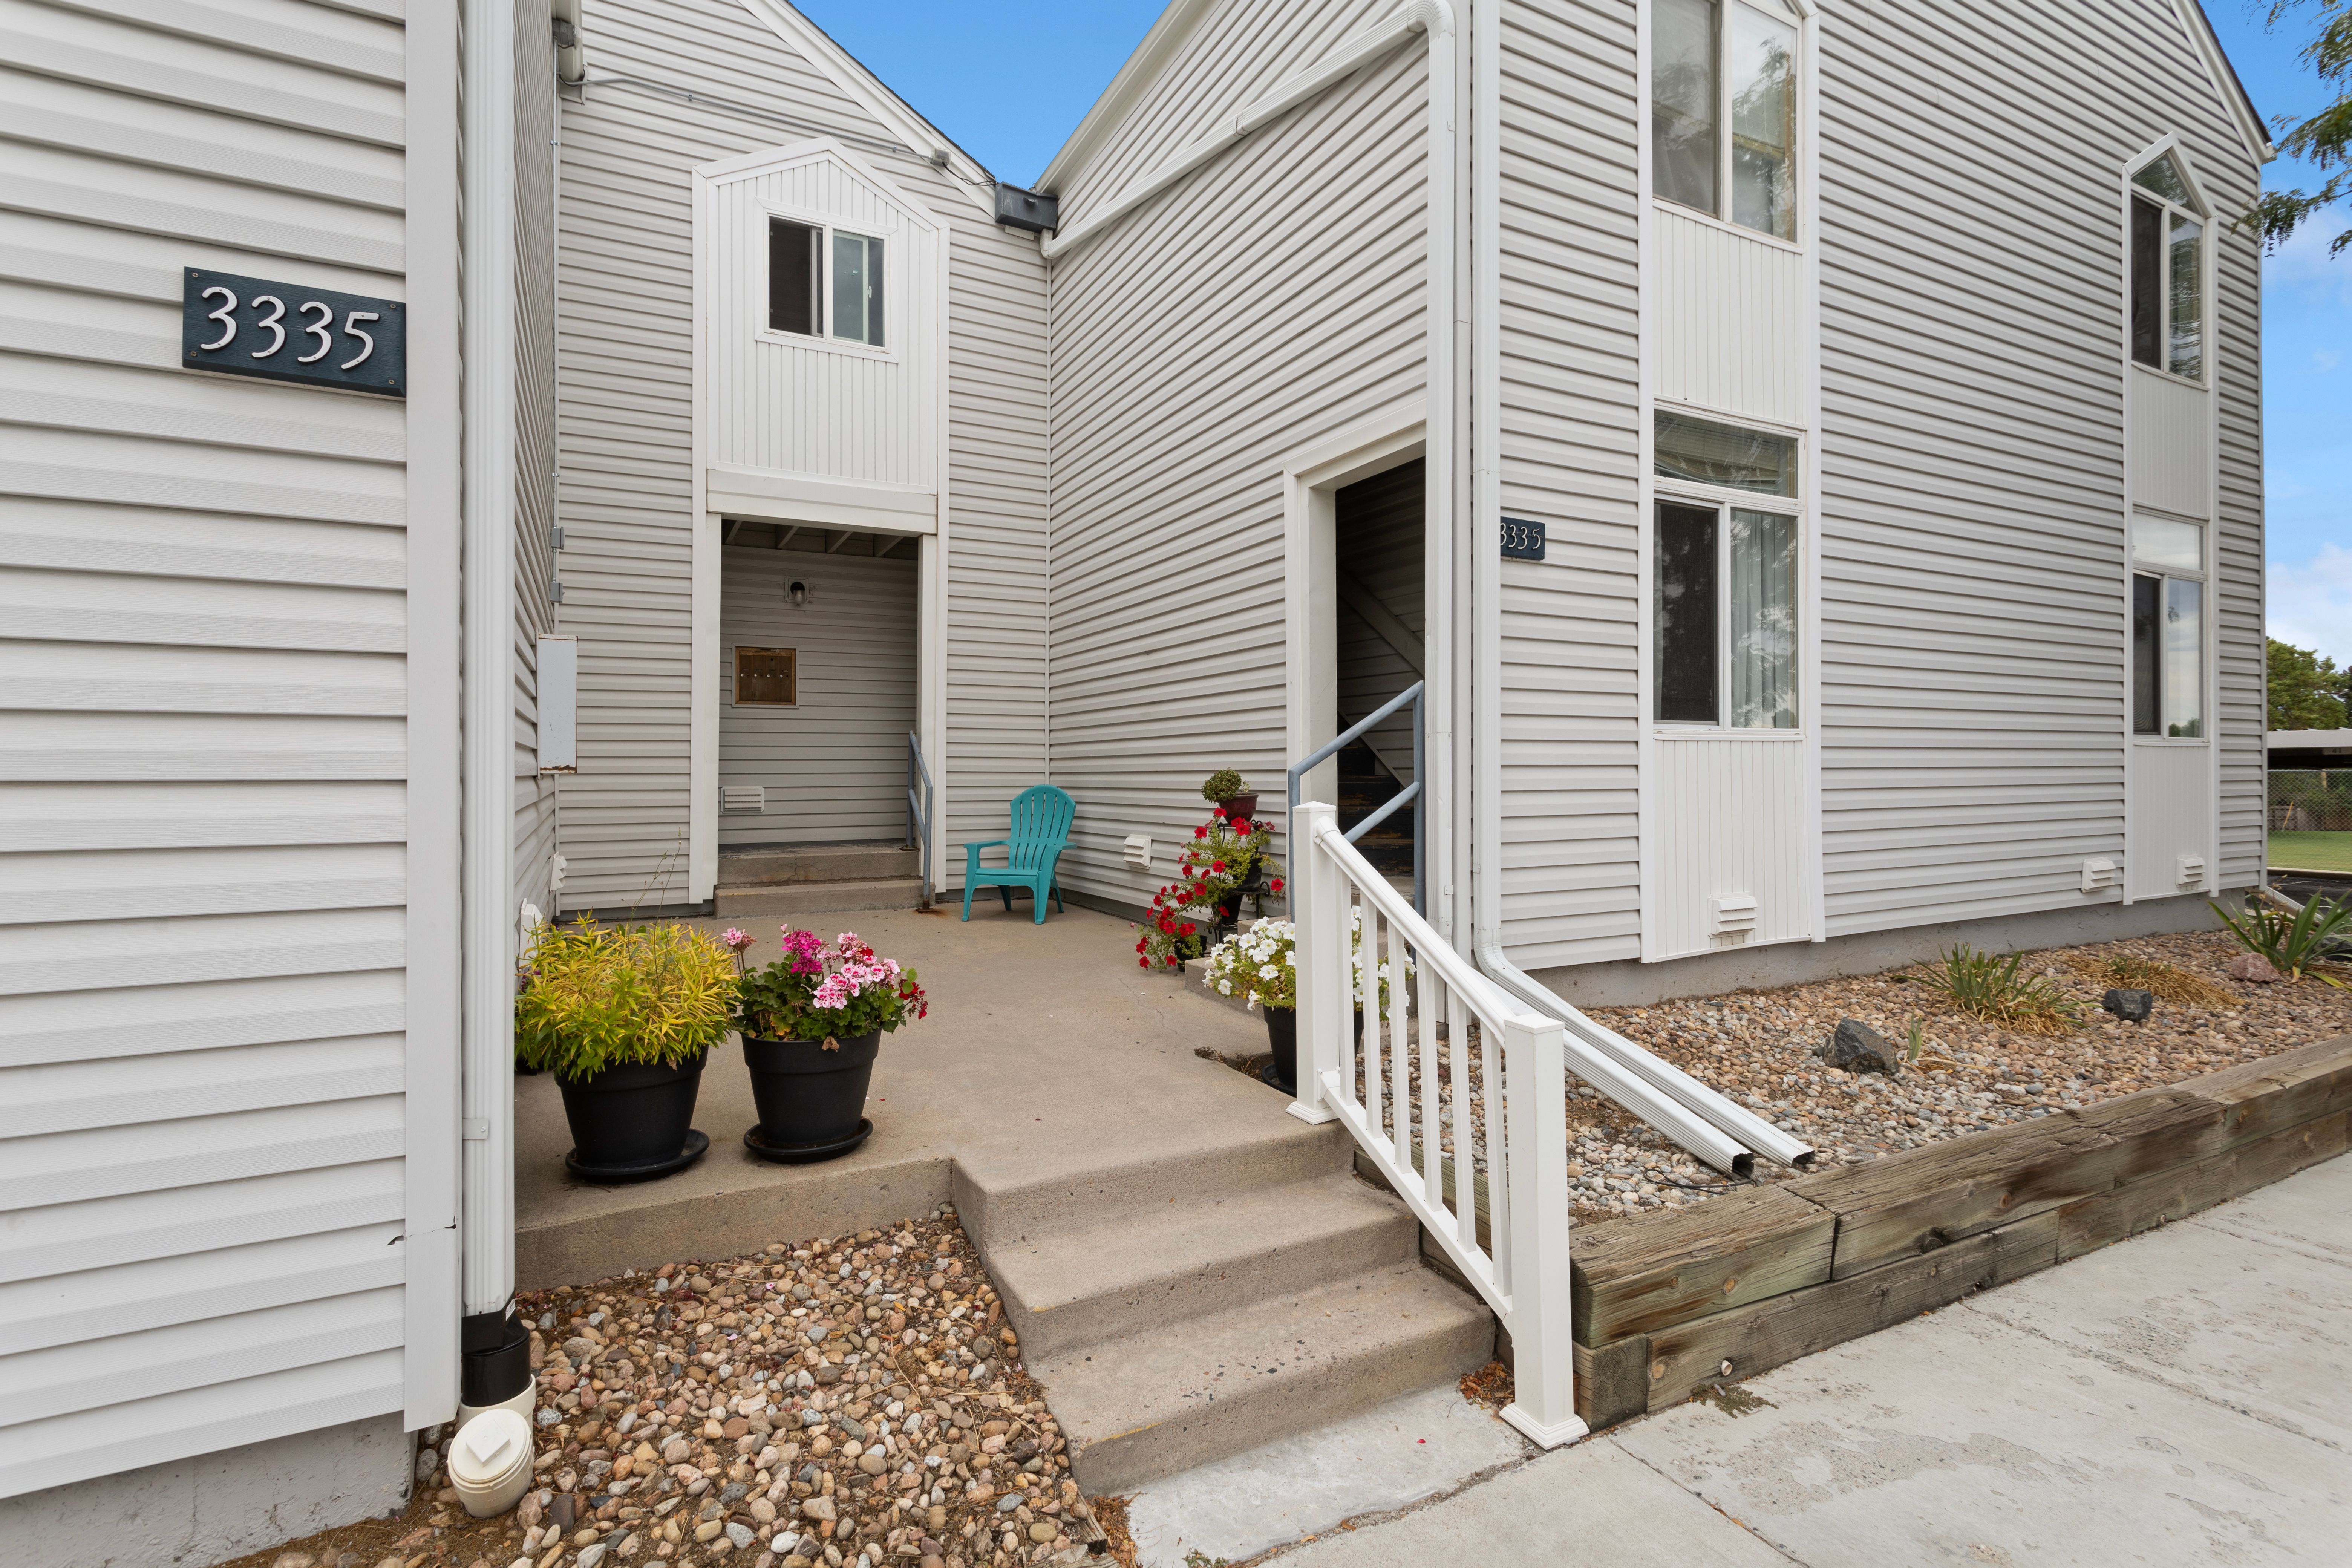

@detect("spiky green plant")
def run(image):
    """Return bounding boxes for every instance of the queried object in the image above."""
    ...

[1910,945,2082,1035]
[515,918,740,1080]
[2212,893,2351,985]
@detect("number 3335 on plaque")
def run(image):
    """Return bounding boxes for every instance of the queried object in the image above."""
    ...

[181,268,406,397]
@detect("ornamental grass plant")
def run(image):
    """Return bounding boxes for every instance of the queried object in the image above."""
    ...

[2213,892,2352,985]
[514,918,739,1080]
[2061,951,2237,1008]
[1907,943,2082,1036]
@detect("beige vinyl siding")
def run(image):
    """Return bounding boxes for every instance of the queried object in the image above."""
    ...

[516,0,559,918]
[1493,0,1643,968]
[0,0,427,1497]
[554,0,1047,910]
[719,537,917,847]
[1813,0,2264,935]
[1044,0,1429,908]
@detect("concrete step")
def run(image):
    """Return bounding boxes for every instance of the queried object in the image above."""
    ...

[718,842,919,886]
[1033,1263,1495,1494]
[713,877,923,917]
[987,1177,1419,1361]
[955,1121,1353,1243]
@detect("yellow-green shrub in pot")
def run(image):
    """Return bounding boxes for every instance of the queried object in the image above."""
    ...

[515,919,739,1181]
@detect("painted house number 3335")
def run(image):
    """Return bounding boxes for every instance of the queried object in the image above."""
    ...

[200,286,377,370]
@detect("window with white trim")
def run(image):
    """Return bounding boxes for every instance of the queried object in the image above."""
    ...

[2129,153,2202,381]
[1653,412,1801,727]
[1652,0,1799,240]
[766,217,886,347]
[2131,515,2203,737]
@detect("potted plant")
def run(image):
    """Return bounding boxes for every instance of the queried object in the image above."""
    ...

[731,928,928,1161]
[1199,910,1409,1095]
[1202,769,1259,824]
[515,919,739,1181]
[1135,810,1283,967]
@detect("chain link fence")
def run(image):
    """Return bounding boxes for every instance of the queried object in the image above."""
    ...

[2271,769,2352,833]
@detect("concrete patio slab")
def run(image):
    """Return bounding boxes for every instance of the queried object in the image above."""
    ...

[513,903,1292,1288]
[1124,1383,1533,1568]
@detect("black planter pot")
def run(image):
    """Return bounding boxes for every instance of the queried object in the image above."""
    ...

[1257,1007,1362,1096]
[1262,1007,1297,1095]
[742,1030,881,1158]
[556,1052,707,1181]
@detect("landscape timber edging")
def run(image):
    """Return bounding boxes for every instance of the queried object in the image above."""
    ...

[1364,1034,2352,1433]
[1569,1034,2352,1427]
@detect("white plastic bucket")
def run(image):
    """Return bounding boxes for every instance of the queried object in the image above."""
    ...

[447,1407,536,1518]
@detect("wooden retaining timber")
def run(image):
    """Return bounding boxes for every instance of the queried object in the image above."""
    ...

[1364,1035,2352,1433]
[1566,1035,2352,1429]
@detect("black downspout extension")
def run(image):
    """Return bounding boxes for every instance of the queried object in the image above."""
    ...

[461,1306,532,1408]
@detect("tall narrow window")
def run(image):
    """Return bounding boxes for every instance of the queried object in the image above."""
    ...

[1653,0,1718,214]
[2129,152,2204,382]
[1727,510,1798,727]
[831,231,884,346]
[2131,515,2204,738]
[1651,0,1798,240]
[768,218,818,337]
[1655,503,1720,723]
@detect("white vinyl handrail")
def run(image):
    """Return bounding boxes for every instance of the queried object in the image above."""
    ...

[1290,800,1586,1449]
[905,730,934,907]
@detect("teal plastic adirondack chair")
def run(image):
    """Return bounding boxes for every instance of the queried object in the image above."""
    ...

[961,785,1074,923]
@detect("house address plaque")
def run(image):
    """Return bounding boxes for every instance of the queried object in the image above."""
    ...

[1499,516,1546,561]
[182,268,406,397]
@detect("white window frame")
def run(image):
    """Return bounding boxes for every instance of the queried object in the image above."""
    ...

[2128,512,2209,746]
[2125,146,2211,390]
[1650,403,1807,737]
[753,201,896,361]
[1648,0,1805,250]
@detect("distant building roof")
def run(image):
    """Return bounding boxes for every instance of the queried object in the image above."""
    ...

[2269,729,2352,760]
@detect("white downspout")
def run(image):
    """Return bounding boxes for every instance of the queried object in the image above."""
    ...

[1462,1,1810,1173]
[458,0,524,1401]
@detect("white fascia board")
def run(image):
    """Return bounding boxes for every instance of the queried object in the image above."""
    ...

[1035,0,1222,197]
[2172,0,2277,165]
[697,136,942,234]
[707,466,938,533]
[734,0,998,211]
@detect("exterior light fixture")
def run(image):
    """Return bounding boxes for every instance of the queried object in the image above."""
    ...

[788,579,809,608]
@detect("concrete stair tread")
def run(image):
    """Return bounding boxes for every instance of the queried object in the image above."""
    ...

[1031,1263,1494,1492]
[988,1177,1416,1357]
[714,877,922,916]
[719,842,920,886]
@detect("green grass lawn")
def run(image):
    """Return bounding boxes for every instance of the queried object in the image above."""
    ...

[2270,832,2352,874]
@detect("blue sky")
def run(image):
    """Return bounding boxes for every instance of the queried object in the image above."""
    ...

[799,0,2347,661]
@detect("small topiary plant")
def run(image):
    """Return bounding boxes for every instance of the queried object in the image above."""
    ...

[1201,769,1245,804]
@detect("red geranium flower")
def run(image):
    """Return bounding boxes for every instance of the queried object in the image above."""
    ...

[1138,957,1150,968]
[1194,825,1209,839]
[1212,860,1226,874]
[1182,922,1196,934]
[1270,878,1285,893]
[1235,821,1250,836]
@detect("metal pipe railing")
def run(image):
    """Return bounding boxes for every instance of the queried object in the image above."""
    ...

[1288,680,1424,918]
[905,730,934,908]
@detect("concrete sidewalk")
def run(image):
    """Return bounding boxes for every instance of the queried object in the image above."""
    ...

[1271,1150,2352,1568]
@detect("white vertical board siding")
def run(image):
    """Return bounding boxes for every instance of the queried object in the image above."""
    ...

[2129,366,2210,520]
[0,0,426,1498]
[1492,0,1643,967]
[516,0,560,921]
[718,541,917,847]
[2130,742,2210,899]
[704,155,936,487]
[554,0,1046,911]
[1814,0,2264,936]
[1654,208,1805,428]
[1650,738,1807,957]
[1044,0,1429,908]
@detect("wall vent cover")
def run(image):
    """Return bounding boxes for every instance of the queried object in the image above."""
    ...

[2176,854,2206,887]
[2081,858,2118,893]
[721,785,765,812]
[1709,893,1758,937]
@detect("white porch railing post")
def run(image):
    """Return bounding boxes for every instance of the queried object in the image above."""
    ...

[1287,801,1343,1127]
[1498,1012,1589,1448]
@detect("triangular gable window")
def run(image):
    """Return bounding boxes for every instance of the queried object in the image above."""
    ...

[2129,151,2205,381]
[2130,153,2198,212]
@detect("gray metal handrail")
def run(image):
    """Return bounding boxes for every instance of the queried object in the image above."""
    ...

[1288,680,1423,917]
[905,730,934,907]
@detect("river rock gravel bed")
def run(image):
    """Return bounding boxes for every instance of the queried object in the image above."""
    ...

[1564,928,2352,1224]
[225,1210,1101,1568]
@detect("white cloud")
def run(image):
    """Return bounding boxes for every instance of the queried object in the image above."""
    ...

[2269,542,2352,666]
[2263,220,2352,309]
